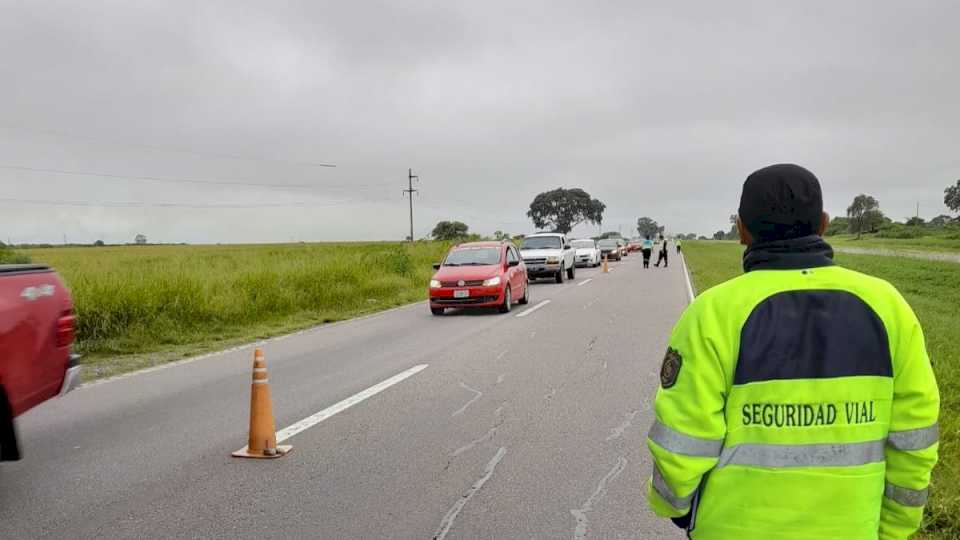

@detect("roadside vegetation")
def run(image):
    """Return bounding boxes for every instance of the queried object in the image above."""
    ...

[0,242,32,264]
[28,242,451,380]
[683,240,959,540]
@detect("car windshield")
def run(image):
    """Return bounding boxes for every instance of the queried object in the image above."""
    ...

[443,247,501,266]
[520,236,562,250]
[598,240,618,248]
[571,240,595,248]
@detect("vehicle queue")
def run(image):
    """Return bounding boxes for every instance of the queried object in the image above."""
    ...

[428,232,667,315]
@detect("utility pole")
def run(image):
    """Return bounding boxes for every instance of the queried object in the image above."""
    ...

[403,168,419,241]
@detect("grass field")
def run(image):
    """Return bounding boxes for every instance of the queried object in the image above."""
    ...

[28,242,452,380]
[829,233,960,254]
[683,240,959,540]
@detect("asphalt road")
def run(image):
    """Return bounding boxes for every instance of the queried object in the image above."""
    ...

[1,253,690,540]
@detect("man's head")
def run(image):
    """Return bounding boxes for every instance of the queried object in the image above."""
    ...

[737,164,829,245]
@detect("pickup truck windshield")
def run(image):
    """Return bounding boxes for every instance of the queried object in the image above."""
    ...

[520,236,561,250]
[443,248,501,266]
[571,240,595,249]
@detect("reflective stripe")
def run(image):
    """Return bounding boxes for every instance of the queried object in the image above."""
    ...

[651,466,694,511]
[648,420,723,458]
[887,423,938,451]
[884,482,928,507]
[252,379,269,384]
[716,440,885,469]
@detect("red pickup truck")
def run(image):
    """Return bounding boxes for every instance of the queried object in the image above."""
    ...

[1,264,80,461]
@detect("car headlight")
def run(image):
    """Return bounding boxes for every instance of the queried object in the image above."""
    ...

[482,276,501,287]
[546,256,559,263]
[430,279,441,289]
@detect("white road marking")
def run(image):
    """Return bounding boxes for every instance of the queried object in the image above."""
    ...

[515,299,551,318]
[452,381,483,417]
[275,364,428,443]
[577,278,594,287]
[570,457,628,540]
[681,252,696,303]
[434,447,508,540]
[81,301,428,389]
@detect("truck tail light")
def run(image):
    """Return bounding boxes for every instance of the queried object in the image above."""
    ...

[56,309,76,348]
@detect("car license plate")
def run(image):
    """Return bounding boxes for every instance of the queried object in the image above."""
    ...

[454,289,470,298]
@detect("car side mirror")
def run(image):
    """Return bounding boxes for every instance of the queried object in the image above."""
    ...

[433,263,441,270]
[508,260,520,267]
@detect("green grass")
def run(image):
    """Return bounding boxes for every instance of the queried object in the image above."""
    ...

[829,233,960,254]
[683,240,959,540]
[29,242,452,380]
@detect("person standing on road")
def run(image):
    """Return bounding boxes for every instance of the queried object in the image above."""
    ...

[645,164,940,540]
[654,235,669,268]
[642,235,654,268]
[676,238,682,255]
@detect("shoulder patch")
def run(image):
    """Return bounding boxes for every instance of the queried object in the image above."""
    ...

[660,347,682,389]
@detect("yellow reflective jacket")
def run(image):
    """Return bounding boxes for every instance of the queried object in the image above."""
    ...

[647,238,939,540]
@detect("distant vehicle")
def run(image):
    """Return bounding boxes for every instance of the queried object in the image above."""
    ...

[616,238,629,257]
[429,242,529,315]
[597,239,622,261]
[1,265,80,462]
[627,239,642,252]
[571,239,601,267]
[519,232,576,283]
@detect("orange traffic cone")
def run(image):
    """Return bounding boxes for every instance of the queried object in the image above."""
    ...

[602,255,609,273]
[232,348,292,459]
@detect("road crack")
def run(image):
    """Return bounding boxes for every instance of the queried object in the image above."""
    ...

[434,447,508,540]
[605,410,640,442]
[570,457,627,540]
[452,381,483,417]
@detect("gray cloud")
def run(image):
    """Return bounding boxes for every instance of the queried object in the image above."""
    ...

[2,0,958,244]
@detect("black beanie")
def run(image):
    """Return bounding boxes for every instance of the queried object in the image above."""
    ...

[738,164,823,242]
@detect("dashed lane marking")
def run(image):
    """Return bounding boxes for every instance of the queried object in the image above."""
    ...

[577,278,594,287]
[515,299,551,318]
[275,364,428,443]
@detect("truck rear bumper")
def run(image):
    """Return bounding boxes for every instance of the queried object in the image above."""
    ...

[59,355,82,396]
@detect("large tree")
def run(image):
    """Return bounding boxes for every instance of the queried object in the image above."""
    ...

[946,180,960,213]
[527,188,605,234]
[636,217,660,237]
[846,194,880,239]
[930,214,954,227]
[431,220,469,241]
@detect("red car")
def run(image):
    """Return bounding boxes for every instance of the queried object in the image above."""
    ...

[2,264,80,461]
[429,241,529,315]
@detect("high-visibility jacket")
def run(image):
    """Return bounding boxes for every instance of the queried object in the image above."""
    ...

[647,237,939,540]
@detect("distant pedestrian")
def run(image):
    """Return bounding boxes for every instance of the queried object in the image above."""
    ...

[654,236,668,268]
[642,236,653,268]
[676,239,682,255]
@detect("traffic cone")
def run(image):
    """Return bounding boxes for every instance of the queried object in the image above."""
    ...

[232,348,292,459]
[603,255,609,273]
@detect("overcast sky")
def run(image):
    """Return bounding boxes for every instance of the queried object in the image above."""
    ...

[2,1,959,244]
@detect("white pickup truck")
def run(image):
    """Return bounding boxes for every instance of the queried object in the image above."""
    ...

[519,232,576,283]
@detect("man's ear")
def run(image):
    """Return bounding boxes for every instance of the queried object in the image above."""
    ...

[817,212,829,236]
[737,216,753,246]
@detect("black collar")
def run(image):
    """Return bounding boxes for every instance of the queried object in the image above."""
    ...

[743,235,835,272]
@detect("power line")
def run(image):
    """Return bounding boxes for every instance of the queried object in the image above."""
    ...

[0,163,393,191]
[0,124,337,168]
[0,196,395,209]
